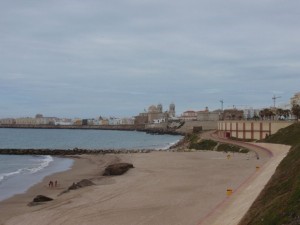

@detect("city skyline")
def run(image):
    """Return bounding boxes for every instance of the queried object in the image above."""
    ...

[1,0,300,118]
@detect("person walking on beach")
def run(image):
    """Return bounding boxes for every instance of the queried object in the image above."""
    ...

[55,180,58,187]
[48,180,53,188]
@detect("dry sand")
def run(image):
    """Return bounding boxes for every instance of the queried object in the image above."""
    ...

[0,142,289,225]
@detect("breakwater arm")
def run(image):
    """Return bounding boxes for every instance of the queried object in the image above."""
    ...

[0,124,144,130]
[0,148,153,155]
[0,124,183,135]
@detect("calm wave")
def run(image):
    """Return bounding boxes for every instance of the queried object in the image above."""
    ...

[0,128,182,150]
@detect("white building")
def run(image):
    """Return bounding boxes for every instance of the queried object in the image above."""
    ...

[0,118,16,125]
[120,117,135,125]
[243,108,260,119]
[153,118,166,124]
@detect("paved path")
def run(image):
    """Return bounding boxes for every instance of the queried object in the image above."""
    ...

[199,131,290,225]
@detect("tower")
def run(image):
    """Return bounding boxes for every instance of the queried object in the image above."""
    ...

[157,104,163,113]
[169,103,175,117]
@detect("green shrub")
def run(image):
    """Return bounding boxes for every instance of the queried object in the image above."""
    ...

[189,139,218,150]
[216,143,249,153]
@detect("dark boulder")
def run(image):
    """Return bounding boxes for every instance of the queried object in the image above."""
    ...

[28,195,53,206]
[33,195,53,202]
[68,179,95,190]
[103,163,134,176]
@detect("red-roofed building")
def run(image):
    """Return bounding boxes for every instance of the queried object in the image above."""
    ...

[180,110,198,121]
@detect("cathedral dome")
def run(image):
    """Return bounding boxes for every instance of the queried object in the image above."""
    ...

[148,105,157,113]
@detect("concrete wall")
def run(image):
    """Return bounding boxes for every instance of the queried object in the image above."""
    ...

[197,112,220,121]
[218,121,293,140]
[176,121,218,133]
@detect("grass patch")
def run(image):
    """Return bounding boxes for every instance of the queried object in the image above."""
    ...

[262,122,300,146]
[216,143,249,153]
[186,133,199,144]
[189,139,218,150]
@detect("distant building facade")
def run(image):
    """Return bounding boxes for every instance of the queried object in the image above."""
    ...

[55,118,73,126]
[147,104,167,123]
[197,107,220,121]
[180,110,197,121]
[134,113,149,126]
[134,103,176,125]
[15,117,36,125]
[35,117,58,125]
[72,119,82,125]
[243,108,260,120]
[0,118,16,125]
[222,109,244,120]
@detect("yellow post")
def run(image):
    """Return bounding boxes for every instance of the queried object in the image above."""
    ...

[226,189,233,196]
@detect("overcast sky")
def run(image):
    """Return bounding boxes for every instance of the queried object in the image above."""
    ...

[1,0,300,118]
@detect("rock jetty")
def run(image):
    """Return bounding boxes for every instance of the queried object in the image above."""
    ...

[0,148,153,155]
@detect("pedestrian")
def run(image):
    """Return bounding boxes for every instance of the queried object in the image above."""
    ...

[48,180,53,188]
[55,180,58,187]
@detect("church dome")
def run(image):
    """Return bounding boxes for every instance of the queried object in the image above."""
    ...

[148,105,157,113]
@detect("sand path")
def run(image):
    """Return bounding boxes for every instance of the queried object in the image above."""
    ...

[199,131,290,225]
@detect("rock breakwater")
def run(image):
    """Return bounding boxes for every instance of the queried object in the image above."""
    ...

[0,148,154,155]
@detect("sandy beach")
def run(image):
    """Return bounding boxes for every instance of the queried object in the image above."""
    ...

[0,141,289,225]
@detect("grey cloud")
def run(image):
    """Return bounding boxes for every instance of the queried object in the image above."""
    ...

[1,0,300,117]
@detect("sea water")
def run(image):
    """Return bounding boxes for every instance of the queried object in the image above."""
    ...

[0,128,182,201]
[0,155,73,201]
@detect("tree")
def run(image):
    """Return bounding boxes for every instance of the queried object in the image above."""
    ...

[283,109,291,119]
[276,108,284,118]
[259,108,275,120]
[291,104,300,120]
[276,108,290,120]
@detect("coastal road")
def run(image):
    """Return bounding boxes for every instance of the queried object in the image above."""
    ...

[198,130,290,225]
